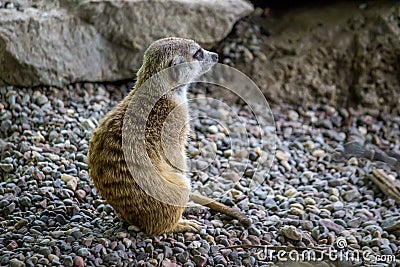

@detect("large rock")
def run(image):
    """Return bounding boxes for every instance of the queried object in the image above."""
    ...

[0,0,253,87]
[221,2,400,113]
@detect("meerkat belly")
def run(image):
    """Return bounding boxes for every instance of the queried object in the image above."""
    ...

[145,98,191,187]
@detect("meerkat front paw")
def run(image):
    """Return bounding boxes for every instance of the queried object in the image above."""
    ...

[173,219,202,233]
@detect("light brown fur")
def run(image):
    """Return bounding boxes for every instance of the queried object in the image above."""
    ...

[88,37,250,235]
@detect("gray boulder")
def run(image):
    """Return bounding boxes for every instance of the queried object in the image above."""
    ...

[224,3,400,113]
[0,0,253,87]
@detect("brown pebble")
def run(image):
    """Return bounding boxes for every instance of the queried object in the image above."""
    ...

[7,240,18,250]
[318,239,328,245]
[74,256,84,267]
[220,249,232,256]
[373,230,381,238]
[248,235,261,245]
[162,259,177,267]
[75,189,86,199]
[205,235,214,243]
[82,237,93,247]
[262,233,273,243]
[109,241,118,250]
[83,83,94,91]
[241,238,252,245]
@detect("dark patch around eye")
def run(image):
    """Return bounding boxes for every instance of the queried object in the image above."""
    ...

[193,49,204,60]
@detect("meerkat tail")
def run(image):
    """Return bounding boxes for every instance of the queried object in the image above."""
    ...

[189,193,252,227]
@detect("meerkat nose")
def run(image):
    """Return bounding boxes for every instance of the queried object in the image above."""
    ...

[211,53,219,62]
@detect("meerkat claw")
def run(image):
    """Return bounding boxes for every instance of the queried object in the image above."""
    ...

[174,219,202,233]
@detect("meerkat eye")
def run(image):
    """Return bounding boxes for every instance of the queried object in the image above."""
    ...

[193,49,204,60]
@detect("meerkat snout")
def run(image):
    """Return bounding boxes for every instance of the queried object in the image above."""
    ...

[191,48,219,74]
[193,48,218,64]
[167,46,219,85]
[211,52,219,62]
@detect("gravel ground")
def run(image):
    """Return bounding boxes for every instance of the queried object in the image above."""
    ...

[1,83,400,267]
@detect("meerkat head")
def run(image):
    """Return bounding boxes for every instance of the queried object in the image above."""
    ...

[136,37,219,89]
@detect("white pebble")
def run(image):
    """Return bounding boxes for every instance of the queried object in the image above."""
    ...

[254,147,262,157]
[61,173,77,183]
[302,171,315,179]
[276,150,289,161]
[288,110,299,121]
[284,188,298,198]
[67,179,78,191]
[128,225,140,231]
[208,125,218,134]
[328,188,340,197]
[312,149,325,158]
[346,157,358,166]
[304,197,316,205]
[281,161,291,171]
[358,126,367,135]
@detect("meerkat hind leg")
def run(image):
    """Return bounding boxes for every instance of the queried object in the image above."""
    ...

[173,219,202,233]
[190,193,252,227]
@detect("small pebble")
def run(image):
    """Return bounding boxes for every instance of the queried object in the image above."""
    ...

[281,225,302,241]
[284,188,298,198]
[276,150,289,161]
[312,149,325,158]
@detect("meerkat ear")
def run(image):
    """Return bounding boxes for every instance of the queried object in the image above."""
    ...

[169,55,186,82]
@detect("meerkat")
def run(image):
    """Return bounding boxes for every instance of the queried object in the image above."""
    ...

[88,37,251,235]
